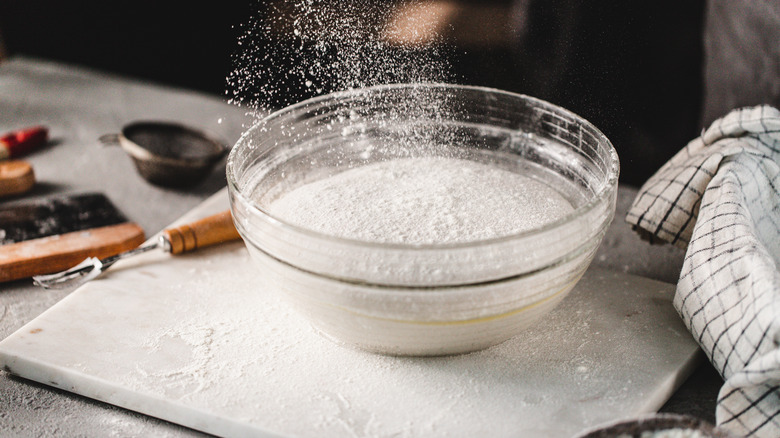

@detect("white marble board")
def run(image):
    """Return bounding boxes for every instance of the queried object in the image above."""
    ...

[0,189,701,438]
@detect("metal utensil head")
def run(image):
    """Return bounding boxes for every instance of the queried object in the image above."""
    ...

[32,257,104,289]
[32,240,161,289]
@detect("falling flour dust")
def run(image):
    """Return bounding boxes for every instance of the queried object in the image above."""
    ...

[227,0,455,113]
[268,157,574,244]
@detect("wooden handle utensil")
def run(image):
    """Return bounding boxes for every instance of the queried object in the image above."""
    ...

[0,222,145,282]
[33,210,242,289]
[162,210,241,254]
[0,160,35,197]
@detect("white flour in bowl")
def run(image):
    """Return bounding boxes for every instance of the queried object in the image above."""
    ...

[268,157,574,244]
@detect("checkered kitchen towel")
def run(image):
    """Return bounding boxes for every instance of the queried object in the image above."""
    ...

[627,105,780,437]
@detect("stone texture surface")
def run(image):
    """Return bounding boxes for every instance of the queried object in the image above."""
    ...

[0,56,719,437]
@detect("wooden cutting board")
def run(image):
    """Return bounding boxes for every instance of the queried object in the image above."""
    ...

[0,189,701,438]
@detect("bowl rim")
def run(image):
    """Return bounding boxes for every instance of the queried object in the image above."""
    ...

[226,83,619,251]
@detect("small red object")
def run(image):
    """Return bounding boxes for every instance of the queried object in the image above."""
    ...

[0,126,49,160]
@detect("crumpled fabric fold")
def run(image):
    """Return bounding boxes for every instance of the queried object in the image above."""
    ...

[626,105,780,437]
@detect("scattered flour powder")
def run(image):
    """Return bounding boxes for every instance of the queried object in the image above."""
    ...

[268,157,574,244]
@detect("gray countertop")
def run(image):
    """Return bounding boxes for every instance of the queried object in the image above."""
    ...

[0,56,721,437]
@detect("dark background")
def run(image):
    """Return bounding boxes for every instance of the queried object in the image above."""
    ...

[0,1,249,95]
[0,0,707,186]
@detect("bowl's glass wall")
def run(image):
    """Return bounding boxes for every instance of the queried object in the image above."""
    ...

[227,84,618,355]
[228,84,618,287]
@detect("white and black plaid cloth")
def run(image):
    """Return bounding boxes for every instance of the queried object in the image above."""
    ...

[627,105,780,437]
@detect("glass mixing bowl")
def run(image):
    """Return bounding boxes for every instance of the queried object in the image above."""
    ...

[227,84,619,356]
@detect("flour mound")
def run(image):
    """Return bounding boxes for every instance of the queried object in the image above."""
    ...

[268,157,573,245]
